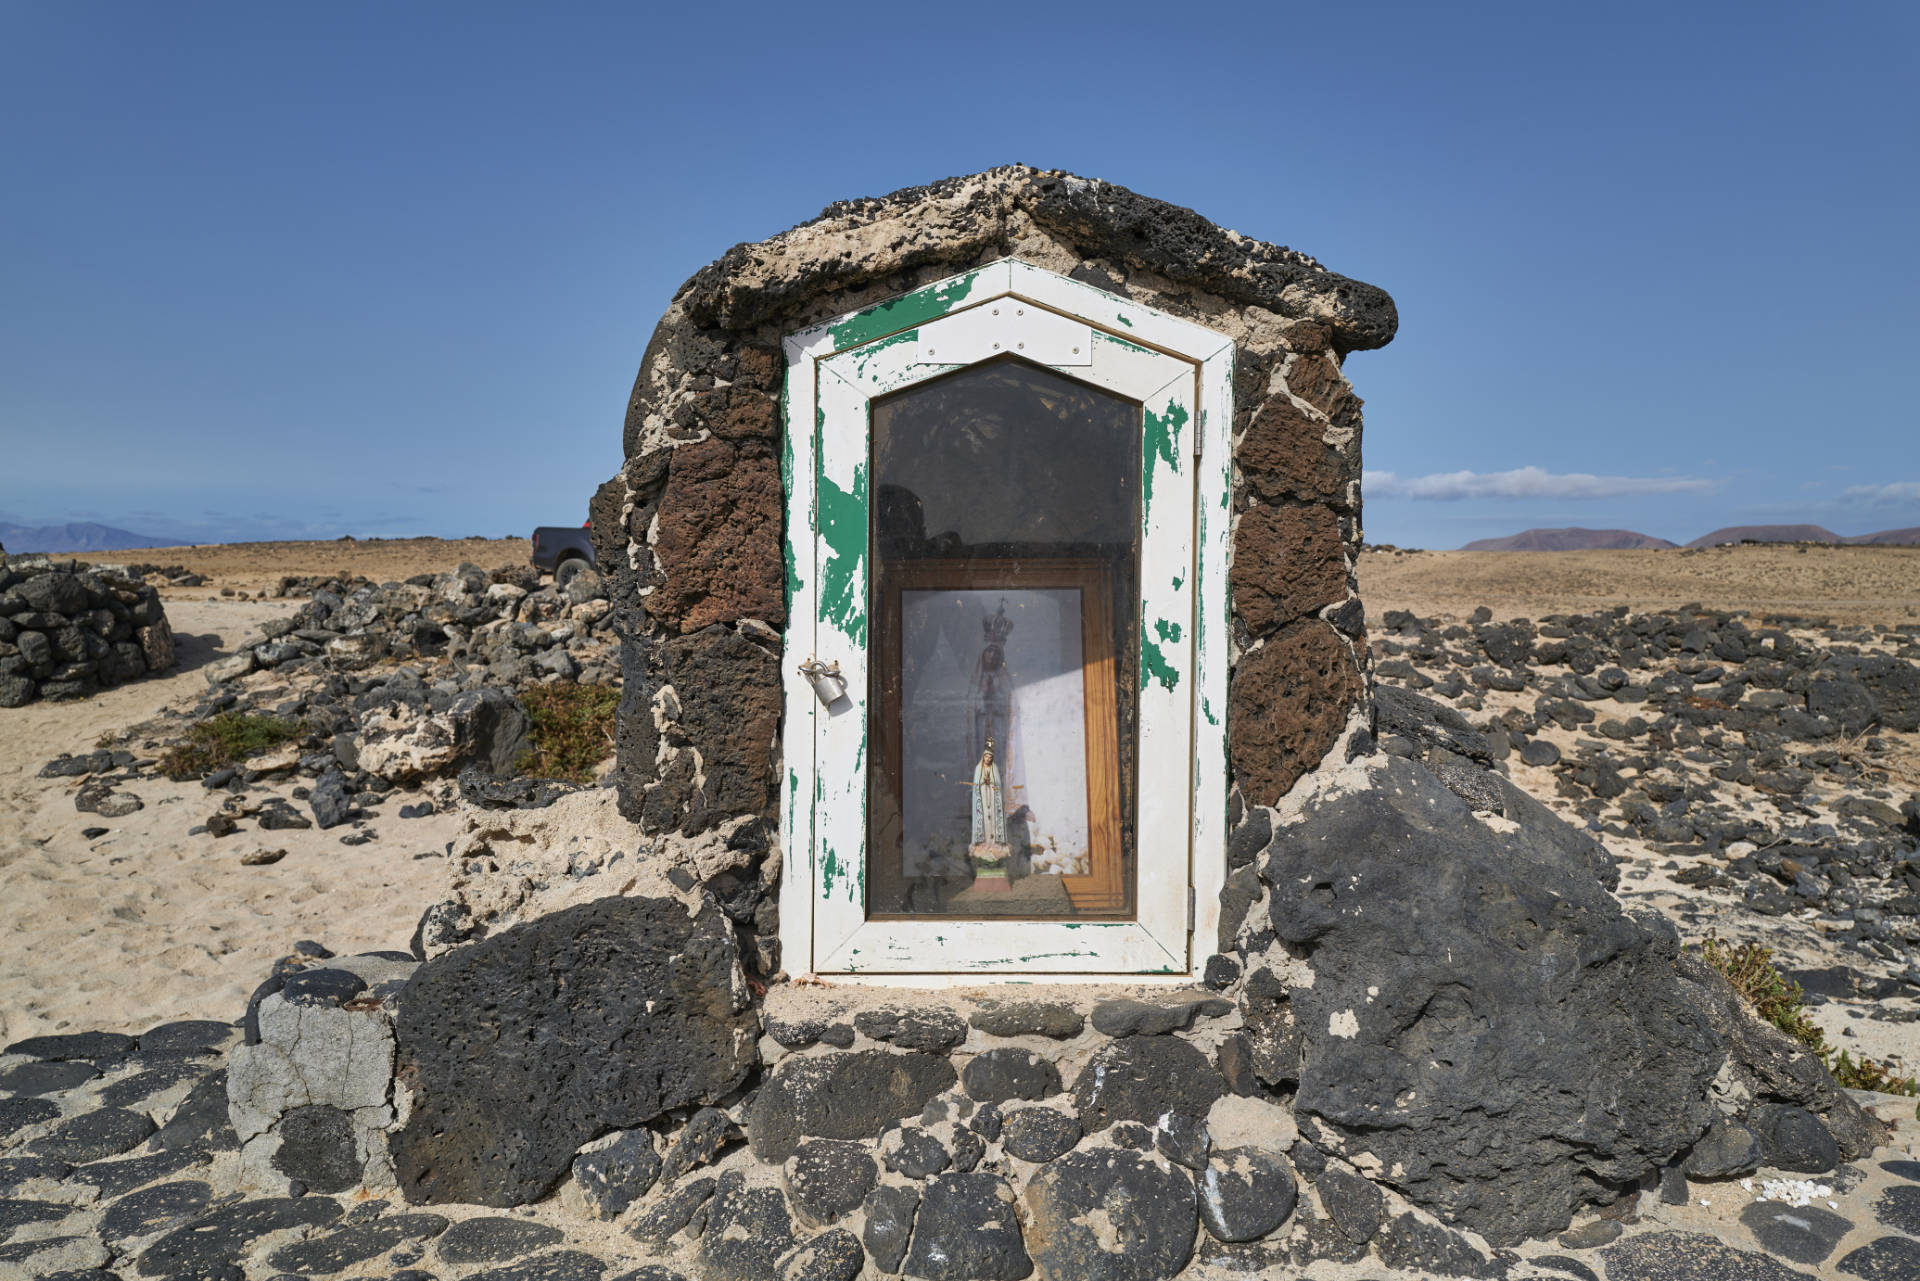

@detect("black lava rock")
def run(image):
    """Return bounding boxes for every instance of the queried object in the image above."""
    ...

[271,1105,361,1193]
[266,1212,451,1273]
[1749,1103,1840,1174]
[783,1139,878,1227]
[1025,1148,1196,1281]
[390,896,755,1206]
[1683,1119,1764,1178]
[1070,1036,1226,1133]
[903,1172,1031,1281]
[861,1183,920,1275]
[136,1196,343,1277]
[881,1127,951,1179]
[746,1050,957,1163]
[962,1048,1061,1105]
[999,1107,1081,1164]
[1739,1200,1853,1266]
[627,1176,715,1246]
[778,1227,864,1281]
[98,1180,213,1243]
[967,1002,1084,1040]
[571,1129,660,1219]
[436,1216,566,1264]
[30,1107,157,1162]
[1604,1228,1821,1281]
[700,1171,795,1281]
[853,1008,968,1053]
[1195,1146,1295,1243]
[658,1106,740,1185]
[1316,1167,1385,1243]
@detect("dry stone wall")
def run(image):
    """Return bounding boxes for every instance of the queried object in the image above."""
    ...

[0,554,175,706]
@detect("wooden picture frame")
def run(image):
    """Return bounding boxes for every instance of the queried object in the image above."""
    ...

[870,558,1128,917]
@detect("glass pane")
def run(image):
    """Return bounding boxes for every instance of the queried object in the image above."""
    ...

[867,359,1140,919]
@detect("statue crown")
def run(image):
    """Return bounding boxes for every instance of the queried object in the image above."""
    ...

[982,602,1014,645]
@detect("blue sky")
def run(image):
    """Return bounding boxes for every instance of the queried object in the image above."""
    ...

[1,2,1915,549]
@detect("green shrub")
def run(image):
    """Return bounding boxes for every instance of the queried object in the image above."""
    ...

[159,712,304,780]
[516,682,620,783]
[1695,932,1917,1097]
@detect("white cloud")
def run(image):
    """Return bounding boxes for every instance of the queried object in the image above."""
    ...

[1839,480,1920,505]
[1364,466,1714,502]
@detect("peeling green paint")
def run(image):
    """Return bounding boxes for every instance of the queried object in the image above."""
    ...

[828,272,980,349]
[1172,573,1184,591]
[1116,313,1133,327]
[1142,634,1180,692]
[1141,398,1187,522]
[1203,696,1220,727]
[1154,619,1182,644]
[821,844,842,899]
[1095,328,1151,355]
[816,458,868,645]
[848,327,920,381]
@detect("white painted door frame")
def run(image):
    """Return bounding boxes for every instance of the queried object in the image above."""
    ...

[780,259,1232,980]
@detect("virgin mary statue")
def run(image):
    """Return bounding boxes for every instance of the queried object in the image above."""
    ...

[968,737,1010,886]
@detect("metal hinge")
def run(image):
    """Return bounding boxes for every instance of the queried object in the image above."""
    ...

[1186,887,1196,932]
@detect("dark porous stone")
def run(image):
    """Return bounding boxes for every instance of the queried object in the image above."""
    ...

[853,1008,967,1053]
[658,1106,740,1184]
[0,1058,101,1095]
[6,1031,136,1062]
[31,1107,157,1162]
[100,1179,213,1242]
[99,1059,218,1110]
[746,1050,957,1163]
[862,1183,919,1275]
[1108,1122,1154,1150]
[1838,1235,1920,1280]
[778,1227,864,1281]
[627,1176,715,1245]
[135,1196,343,1277]
[962,1049,1061,1105]
[270,1104,361,1193]
[266,1212,451,1273]
[950,1125,985,1173]
[0,1157,72,1192]
[0,1095,60,1140]
[1605,1229,1821,1280]
[391,896,755,1206]
[1882,1158,1920,1182]
[1070,1035,1225,1133]
[1739,1200,1852,1266]
[1262,755,1721,1245]
[882,1126,950,1179]
[1872,1184,1920,1235]
[1749,1103,1839,1174]
[1373,685,1493,762]
[571,1128,660,1220]
[151,1072,238,1154]
[1520,738,1562,766]
[278,967,366,1008]
[69,1146,210,1197]
[1089,997,1227,1038]
[1531,1254,1600,1281]
[643,624,782,837]
[436,1216,566,1264]
[1195,1146,1295,1243]
[764,1016,853,1050]
[700,1172,794,1281]
[904,1171,1030,1281]
[967,1003,1083,1040]
[783,1139,877,1227]
[1684,1119,1764,1179]
[650,438,786,634]
[1230,504,1346,635]
[0,1196,72,1236]
[999,1107,1081,1163]
[610,1269,690,1281]
[0,1237,116,1275]
[1152,1113,1209,1171]
[465,1250,608,1281]
[1372,1213,1505,1278]
[1025,1148,1195,1281]
[1228,619,1362,806]
[1660,1164,1690,1205]
[1315,1167,1385,1243]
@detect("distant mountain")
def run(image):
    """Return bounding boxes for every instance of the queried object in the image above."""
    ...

[1461,527,1678,552]
[1684,524,1841,549]
[0,522,173,554]
[1846,526,1920,546]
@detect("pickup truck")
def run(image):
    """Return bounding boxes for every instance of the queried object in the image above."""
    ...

[530,522,597,583]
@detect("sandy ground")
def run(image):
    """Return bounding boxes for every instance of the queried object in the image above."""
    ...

[0,598,459,1044]
[1360,544,1920,626]
[72,536,533,598]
